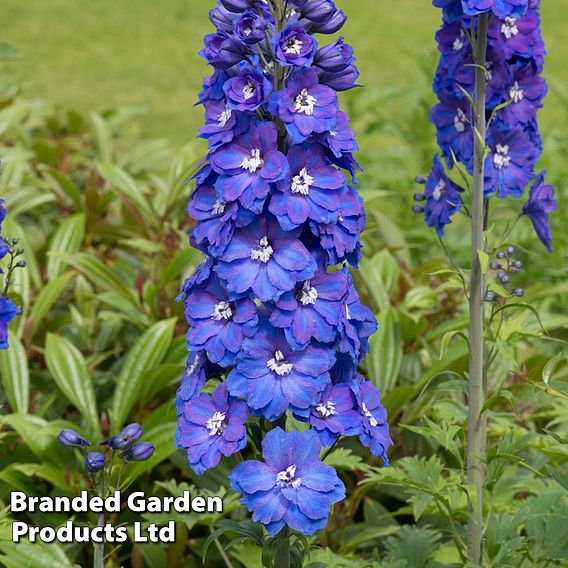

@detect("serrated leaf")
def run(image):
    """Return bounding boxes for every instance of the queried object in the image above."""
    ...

[111,318,176,428]
[45,334,100,436]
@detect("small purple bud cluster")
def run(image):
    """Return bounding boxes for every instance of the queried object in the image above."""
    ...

[485,246,525,301]
[176,0,392,536]
[419,0,557,250]
[0,200,24,350]
[58,424,155,474]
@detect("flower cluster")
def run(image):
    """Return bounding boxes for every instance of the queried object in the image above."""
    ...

[0,200,24,350]
[485,246,525,301]
[176,0,392,536]
[58,423,155,473]
[416,0,556,250]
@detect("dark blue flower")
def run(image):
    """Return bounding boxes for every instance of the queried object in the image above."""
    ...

[227,317,334,420]
[461,0,529,19]
[58,429,91,448]
[211,121,288,210]
[270,267,348,350]
[270,68,338,144]
[199,100,250,151]
[101,423,143,450]
[488,10,544,60]
[314,37,355,73]
[223,64,273,111]
[217,215,317,302]
[270,143,345,230]
[303,384,362,446]
[234,11,267,45]
[419,156,463,237]
[522,171,556,252]
[85,452,106,473]
[433,0,464,22]
[229,428,345,536]
[176,382,248,475]
[356,381,392,464]
[0,297,18,350]
[317,64,360,92]
[175,352,210,414]
[119,442,155,463]
[272,22,317,68]
[184,274,258,367]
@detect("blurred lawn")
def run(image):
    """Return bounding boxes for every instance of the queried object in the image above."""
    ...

[1,0,566,145]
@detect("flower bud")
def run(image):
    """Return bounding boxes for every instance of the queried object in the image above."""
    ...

[489,261,501,270]
[209,6,236,34]
[513,288,524,297]
[221,0,254,12]
[412,205,425,214]
[102,423,143,450]
[314,9,347,34]
[301,0,338,23]
[318,65,360,92]
[513,260,523,269]
[507,246,515,257]
[414,175,427,185]
[497,252,506,259]
[119,442,155,463]
[58,429,91,448]
[413,192,426,201]
[484,291,496,302]
[314,37,355,72]
[85,452,106,473]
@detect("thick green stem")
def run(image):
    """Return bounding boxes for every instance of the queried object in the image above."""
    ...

[274,527,290,568]
[93,512,105,568]
[467,12,489,567]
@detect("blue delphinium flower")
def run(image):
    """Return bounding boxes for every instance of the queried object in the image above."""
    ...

[119,442,155,463]
[229,428,346,536]
[0,297,18,350]
[58,429,92,448]
[177,382,248,474]
[178,0,392,538]
[423,0,555,251]
[85,452,106,473]
[522,171,557,252]
[101,423,143,450]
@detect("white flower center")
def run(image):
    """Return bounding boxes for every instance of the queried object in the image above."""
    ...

[243,27,252,36]
[211,301,233,321]
[206,411,226,436]
[276,464,302,488]
[453,30,465,51]
[432,179,445,201]
[250,236,273,263]
[185,353,200,377]
[217,108,232,127]
[240,148,264,173]
[316,401,337,419]
[285,37,304,55]
[345,304,351,320]
[454,108,467,133]
[212,200,226,215]
[329,130,337,137]
[501,17,519,40]
[362,403,378,428]
[267,350,293,376]
[493,144,511,169]
[291,167,314,195]
[294,89,317,116]
[242,81,257,100]
[509,81,524,103]
[298,280,318,306]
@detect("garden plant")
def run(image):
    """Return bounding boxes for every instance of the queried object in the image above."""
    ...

[0,0,567,567]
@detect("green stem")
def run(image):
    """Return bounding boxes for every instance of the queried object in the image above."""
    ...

[274,527,290,568]
[93,512,105,568]
[467,12,489,567]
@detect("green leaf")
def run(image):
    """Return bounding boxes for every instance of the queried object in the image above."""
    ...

[0,336,29,413]
[111,318,177,428]
[0,43,19,60]
[28,274,69,336]
[546,465,568,492]
[543,353,567,386]
[477,249,489,273]
[45,334,100,436]
[368,309,403,395]
[46,213,85,279]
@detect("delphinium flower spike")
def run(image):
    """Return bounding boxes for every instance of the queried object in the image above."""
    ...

[176,0,392,541]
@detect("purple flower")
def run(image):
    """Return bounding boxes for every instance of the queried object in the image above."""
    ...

[356,382,392,464]
[488,11,544,60]
[304,384,362,446]
[522,171,556,252]
[485,124,537,197]
[176,382,248,475]
[229,428,345,536]
[461,0,529,19]
[175,352,212,414]
[184,274,258,367]
[199,100,250,151]
[420,156,463,237]
[102,423,143,450]
[58,429,91,448]
[270,143,345,230]
[209,5,237,34]
[310,185,365,267]
[433,0,464,22]
[270,68,338,144]
[0,297,18,350]
[270,268,348,350]
[314,37,355,73]
[120,442,155,463]
[338,279,378,362]
[227,317,334,420]
[211,121,288,210]
[223,64,273,111]
[85,452,106,473]
[217,215,317,302]
[317,65,360,92]
[234,11,266,45]
[272,22,317,68]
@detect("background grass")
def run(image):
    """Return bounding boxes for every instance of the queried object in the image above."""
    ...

[2,0,567,145]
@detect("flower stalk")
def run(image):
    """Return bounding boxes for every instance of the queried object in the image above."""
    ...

[467,12,489,566]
